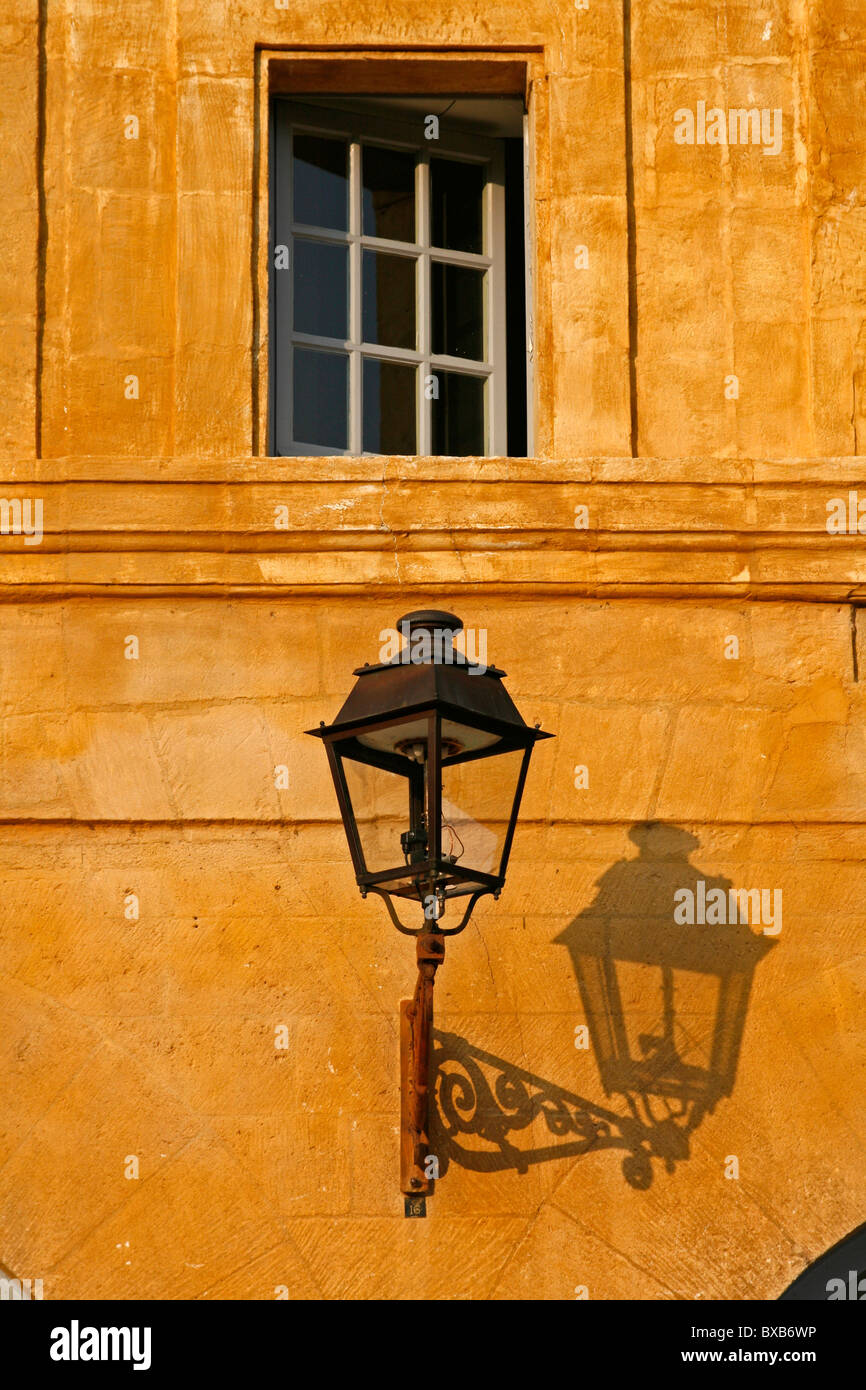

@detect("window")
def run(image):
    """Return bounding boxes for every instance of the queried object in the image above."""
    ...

[271,96,527,458]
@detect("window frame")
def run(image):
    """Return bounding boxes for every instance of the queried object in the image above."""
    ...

[271,98,509,458]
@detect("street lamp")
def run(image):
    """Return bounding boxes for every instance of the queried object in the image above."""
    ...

[307,610,552,1198]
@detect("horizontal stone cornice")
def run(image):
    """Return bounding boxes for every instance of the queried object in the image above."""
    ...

[0,457,864,598]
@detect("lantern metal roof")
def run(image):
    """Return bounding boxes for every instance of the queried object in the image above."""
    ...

[307,609,550,752]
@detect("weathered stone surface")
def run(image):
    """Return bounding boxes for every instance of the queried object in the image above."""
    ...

[0,0,864,1304]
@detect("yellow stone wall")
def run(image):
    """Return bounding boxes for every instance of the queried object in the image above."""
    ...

[1,0,865,1299]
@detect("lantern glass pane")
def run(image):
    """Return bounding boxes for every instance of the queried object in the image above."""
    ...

[342,757,418,875]
[440,746,525,880]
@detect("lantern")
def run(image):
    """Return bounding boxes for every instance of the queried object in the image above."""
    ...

[307,610,551,932]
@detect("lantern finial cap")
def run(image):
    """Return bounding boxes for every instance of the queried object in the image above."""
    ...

[397,610,463,638]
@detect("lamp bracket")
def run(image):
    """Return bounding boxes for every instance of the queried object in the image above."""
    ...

[368,887,490,937]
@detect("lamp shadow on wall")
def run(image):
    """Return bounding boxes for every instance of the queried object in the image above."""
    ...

[431,822,775,1190]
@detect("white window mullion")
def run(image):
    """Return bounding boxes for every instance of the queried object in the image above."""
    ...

[417,147,431,457]
[273,105,294,456]
[487,143,508,457]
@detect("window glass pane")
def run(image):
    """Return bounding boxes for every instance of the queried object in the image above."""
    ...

[293,133,348,230]
[362,145,416,243]
[294,239,348,339]
[431,372,485,456]
[362,250,416,350]
[431,158,484,253]
[432,262,484,361]
[363,359,416,454]
[293,348,348,450]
